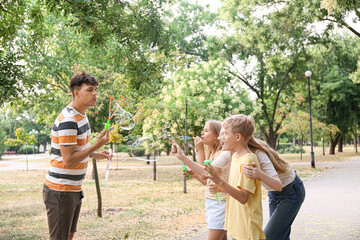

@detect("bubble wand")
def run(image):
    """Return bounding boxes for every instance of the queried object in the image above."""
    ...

[104,148,112,186]
[204,160,222,205]
[105,96,126,130]
[183,165,191,179]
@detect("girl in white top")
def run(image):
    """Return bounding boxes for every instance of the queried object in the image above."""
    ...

[171,120,230,240]
[243,137,306,240]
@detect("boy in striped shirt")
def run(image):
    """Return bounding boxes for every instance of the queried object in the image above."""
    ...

[43,72,110,240]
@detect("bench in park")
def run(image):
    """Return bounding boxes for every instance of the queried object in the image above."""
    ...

[3,151,16,155]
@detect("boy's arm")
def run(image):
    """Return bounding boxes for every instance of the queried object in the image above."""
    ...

[189,171,208,185]
[218,179,250,204]
[204,164,251,204]
[61,129,109,168]
[171,139,208,176]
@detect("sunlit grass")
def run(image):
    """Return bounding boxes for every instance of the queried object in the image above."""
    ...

[0,148,357,239]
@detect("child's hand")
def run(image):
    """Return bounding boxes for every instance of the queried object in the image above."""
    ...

[170,139,184,159]
[242,162,260,179]
[208,182,220,194]
[203,164,222,185]
[182,167,193,178]
[194,136,204,152]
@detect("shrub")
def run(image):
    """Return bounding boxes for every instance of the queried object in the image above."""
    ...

[278,144,305,154]
[117,144,130,153]
[18,145,38,154]
[127,146,146,157]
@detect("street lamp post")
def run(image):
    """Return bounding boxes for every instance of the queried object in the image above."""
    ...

[305,70,315,168]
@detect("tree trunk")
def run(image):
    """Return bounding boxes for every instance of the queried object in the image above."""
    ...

[300,136,303,160]
[355,132,358,153]
[153,160,156,181]
[266,134,278,150]
[338,135,343,152]
[329,134,340,155]
[322,138,325,156]
[92,158,102,217]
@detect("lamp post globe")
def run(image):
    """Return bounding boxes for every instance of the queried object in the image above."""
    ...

[305,70,312,78]
[305,70,315,168]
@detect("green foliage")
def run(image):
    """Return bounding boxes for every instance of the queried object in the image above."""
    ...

[308,36,360,137]
[278,144,306,154]
[5,128,38,147]
[141,59,253,149]
[320,0,360,37]
[18,145,38,154]
[117,144,130,153]
[206,0,321,147]
[0,51,25,103]
[128,146,146,157]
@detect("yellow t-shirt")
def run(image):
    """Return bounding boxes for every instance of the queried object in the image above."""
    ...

[225,153,266,240]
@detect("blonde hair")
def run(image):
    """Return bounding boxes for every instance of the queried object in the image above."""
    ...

[204,120,222,161]
[248,137,290,173]
[223,114,255,141]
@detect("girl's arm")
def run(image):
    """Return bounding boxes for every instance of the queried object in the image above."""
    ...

[243,163,283,191]
[204,164,250,204]
[243,151,283,191]
[194,136,206,166]
[183,168,207,185]
[172,140,221,185]
[171,140,208,176]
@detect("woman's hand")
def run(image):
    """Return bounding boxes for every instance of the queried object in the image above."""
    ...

[242,162,261,179]
[194,136,204,152]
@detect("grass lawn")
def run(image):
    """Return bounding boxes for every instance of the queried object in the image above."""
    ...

[0,148,358,239]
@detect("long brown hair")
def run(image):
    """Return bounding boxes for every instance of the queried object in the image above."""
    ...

[204,120,222,161]
[248,137,290,173]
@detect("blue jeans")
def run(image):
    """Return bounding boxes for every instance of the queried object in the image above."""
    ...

[265,175,305,240]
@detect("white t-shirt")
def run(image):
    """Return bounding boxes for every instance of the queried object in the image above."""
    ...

[255,150,296,191]
[205,151,231,200]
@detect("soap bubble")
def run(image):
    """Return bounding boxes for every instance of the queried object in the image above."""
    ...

[131,137,158,161]
[124,136,129,141]
[162,128,167,135]
[113,110,135,130]
[176,136,193,141]
[109,98,135,131]
[164,122,171,129]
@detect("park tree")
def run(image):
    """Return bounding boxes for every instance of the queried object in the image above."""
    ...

[1,0,174,132]
[279,111,311,160]
[320,0,360,37]
[5,128,37,170]
[166,0,217,61]
[204,0,325,149]
[306,35,360,154]
[141,59,253,153]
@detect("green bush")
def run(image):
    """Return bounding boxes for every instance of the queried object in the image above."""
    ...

[117,144,130,153]
[278,143,293,150]
[127,146,146,157]
[278,144,305,154]
[18,145,38,154]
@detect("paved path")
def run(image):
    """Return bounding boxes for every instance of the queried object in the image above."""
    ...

[187,157,360,240]
[0,154,187,171]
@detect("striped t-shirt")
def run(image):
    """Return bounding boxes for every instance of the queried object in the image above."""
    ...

[45,105,91,192]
